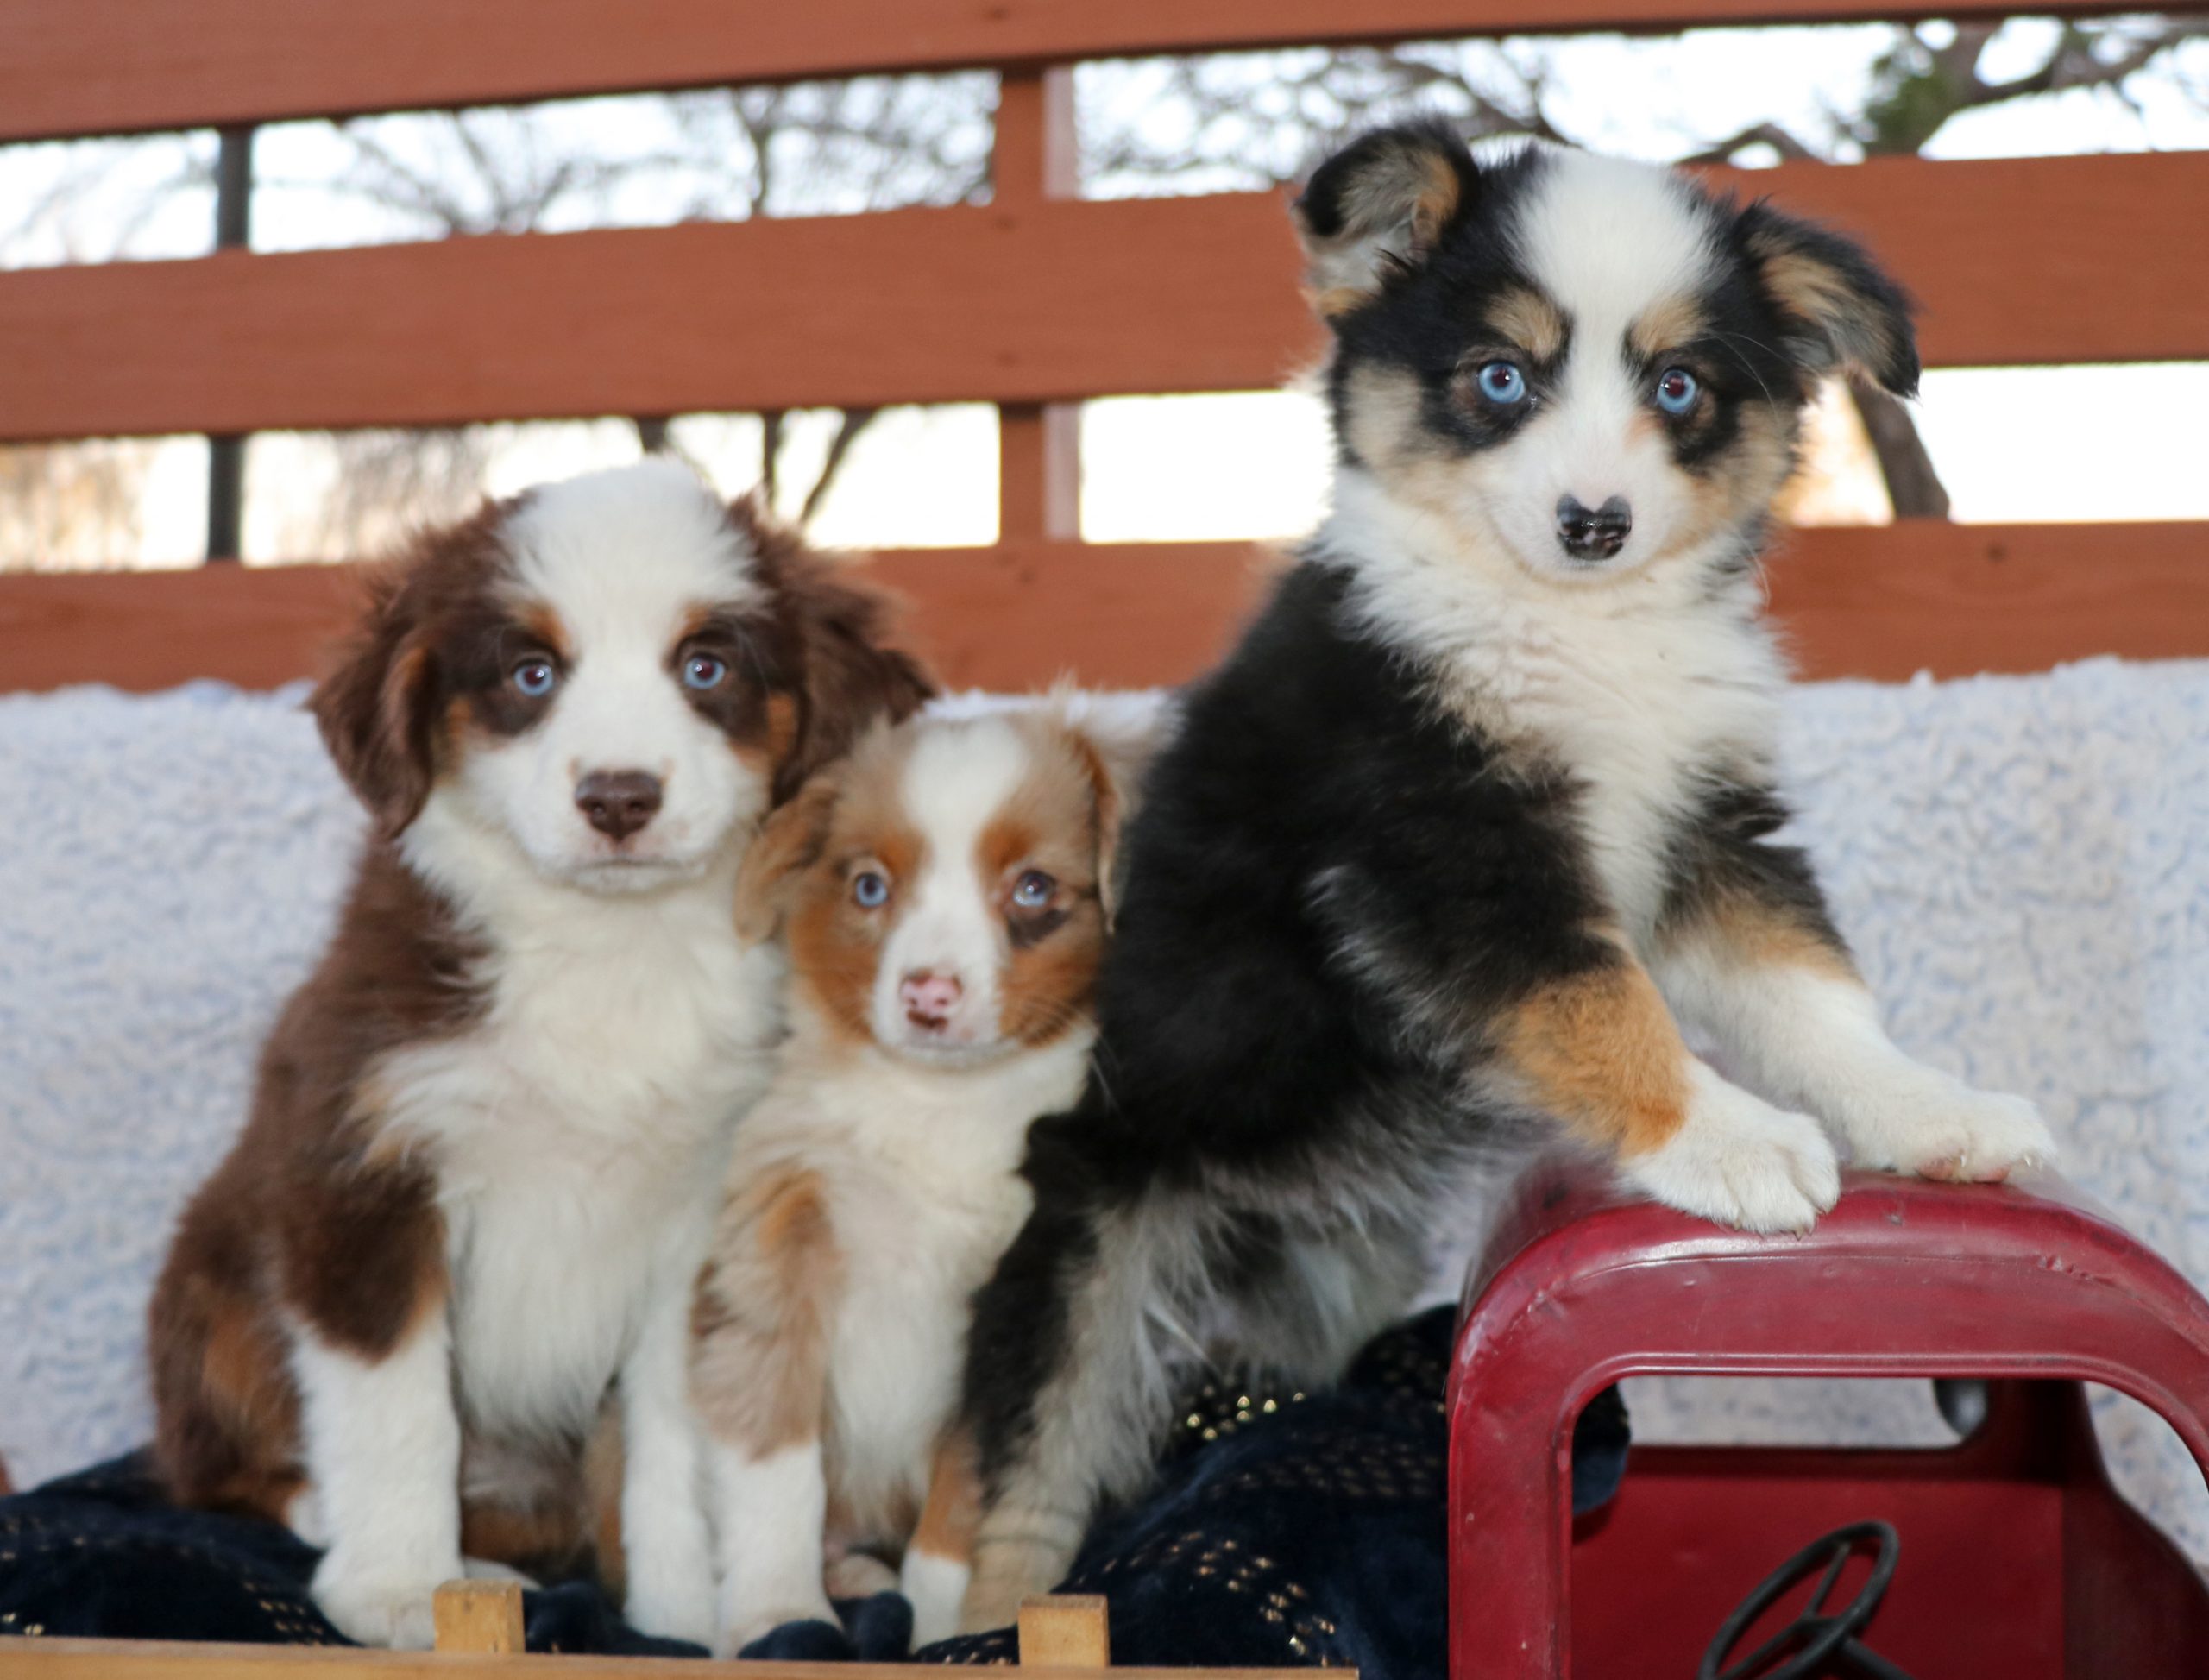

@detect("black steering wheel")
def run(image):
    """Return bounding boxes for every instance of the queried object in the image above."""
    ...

[1699,1520,1913,1680]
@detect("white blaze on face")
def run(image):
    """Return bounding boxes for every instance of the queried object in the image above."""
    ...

[453,459,774,890]
[869,718,1034,1057]
[1483,153,1719,582]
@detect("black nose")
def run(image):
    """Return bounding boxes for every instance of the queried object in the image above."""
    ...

[576,770,663,841]
[1556,494,1633,561]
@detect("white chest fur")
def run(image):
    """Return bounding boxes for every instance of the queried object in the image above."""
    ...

[379,804,786,1438]
[1331,481,1784,945]
[734,1026,1091,1532]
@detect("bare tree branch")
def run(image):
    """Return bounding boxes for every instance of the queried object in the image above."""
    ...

[799,407,880,525]
[760,411,785,511]
[1678,122,1822,166]
[1848,384,1950,519]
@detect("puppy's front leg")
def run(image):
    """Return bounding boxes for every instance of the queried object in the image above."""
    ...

[618,1246,718,1646]
[691,1168,840,1655]
[963,1182,1178,1633]
[1653,883,2054,1184]
[902,1429,982,1649]
[293,1307,463,1649]
[1647,799,2053,1184]
[702,1437,835,1654]
[1497,938,1841,1232]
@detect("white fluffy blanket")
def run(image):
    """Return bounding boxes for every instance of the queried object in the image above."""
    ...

[2,664,2204,1557]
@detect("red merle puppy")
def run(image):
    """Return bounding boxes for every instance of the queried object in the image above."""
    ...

[148,459,929,1647]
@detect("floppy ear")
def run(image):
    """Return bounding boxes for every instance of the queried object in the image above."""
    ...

[309,567,440,839]
[736,502,935,799]
[1293,119,1481,321]
[1063,731,1126,930]
[733,772,841,945]
[1734,201,1920,397]
[1047,690,1177,930]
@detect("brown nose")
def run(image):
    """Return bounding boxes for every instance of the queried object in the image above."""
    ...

[900,970,963,1029]
[576,770,663,841]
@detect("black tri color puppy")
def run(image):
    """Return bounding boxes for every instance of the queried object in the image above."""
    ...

[956,123,2054,1627]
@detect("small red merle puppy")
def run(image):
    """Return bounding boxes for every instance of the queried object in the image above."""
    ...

[148,458,929,1647]
[957,124,2054,1627]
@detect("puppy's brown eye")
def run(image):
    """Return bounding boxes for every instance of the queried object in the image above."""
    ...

[1010,871,1055,910]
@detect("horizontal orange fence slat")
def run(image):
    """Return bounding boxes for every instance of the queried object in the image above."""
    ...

[0,0,2149,144]
[1,152,2203,445]
[0,197,1307,442]
[3,523,2202,695]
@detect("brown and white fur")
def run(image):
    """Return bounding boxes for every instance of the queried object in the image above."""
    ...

[147,459,929,1648]
[689,696,1164,1655]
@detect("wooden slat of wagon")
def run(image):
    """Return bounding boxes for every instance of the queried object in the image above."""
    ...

[0,0,2158,145]
[3,152,2205,445]
[3,522,2203,695]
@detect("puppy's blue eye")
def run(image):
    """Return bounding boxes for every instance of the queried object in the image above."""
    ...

[512,658,558,698]
[1011,870,1055,909]
[1655,367,1700,414]
[1476,362,1527,405]
[852,871,890,909]
[683,654,728,691]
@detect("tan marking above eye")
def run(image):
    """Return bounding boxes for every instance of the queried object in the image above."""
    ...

[1485,286,1568,363]
[515,601,573,664]
[1629,293,1709,362]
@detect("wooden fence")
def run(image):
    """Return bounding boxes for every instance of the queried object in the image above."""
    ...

[1,0,2205,693]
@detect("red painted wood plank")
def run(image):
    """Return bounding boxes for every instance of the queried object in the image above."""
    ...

[3,522,2201,695]
[1,154,2202,444]
[0,0,2150,145]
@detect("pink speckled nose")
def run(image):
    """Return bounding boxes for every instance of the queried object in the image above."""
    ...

[900,970,963,1029]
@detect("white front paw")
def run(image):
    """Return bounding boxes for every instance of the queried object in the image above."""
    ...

[312,1552,456,1650]
[901,1550,972,1650]
[1626,1068,1841,1234]
[626,1555,719,1647]
[1850,1076,2055,1184]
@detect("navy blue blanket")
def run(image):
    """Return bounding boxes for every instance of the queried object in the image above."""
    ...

[0,1309,1627,1675]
